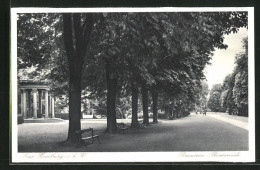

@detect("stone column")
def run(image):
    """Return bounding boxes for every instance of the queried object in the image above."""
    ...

[51,97,55,118]
[28,90,31,117]
[32,88,38,118]
[20,90,23,116]
[38,90,42,117]
[22,89,27,118]
[49,95,52,117]
[45,89,49,118]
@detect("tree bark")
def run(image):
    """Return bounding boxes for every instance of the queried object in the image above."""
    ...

[164,104,169,119]
[172,105,177,119]
[142,84,149,125]
[105,61,118,133]
[131,81,139,128]
[62,13,93,144]
[67,70,82,143]
[152,90,158,123]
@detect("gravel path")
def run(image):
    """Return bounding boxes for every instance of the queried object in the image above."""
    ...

[207,112,248,122]
[18,113,248,152]
[207,112,248,130]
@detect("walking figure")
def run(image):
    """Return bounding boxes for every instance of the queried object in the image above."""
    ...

[203,109,206,116]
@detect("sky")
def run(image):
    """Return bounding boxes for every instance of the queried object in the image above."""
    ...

[204,27,248,90]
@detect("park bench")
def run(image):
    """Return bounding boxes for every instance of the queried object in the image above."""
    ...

[138,120,147,128]
[75,128,100,147]
[117,123,129,133]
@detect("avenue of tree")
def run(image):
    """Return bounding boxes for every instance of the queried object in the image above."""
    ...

[207,37,248,116]
[17,12,248,144]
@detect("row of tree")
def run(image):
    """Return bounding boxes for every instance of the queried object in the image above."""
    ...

[17,12,247,144]
[207,37,248,116]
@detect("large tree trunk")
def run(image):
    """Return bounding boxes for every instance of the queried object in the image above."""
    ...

[142,84,149,125]
[173,108,177,119]
[173,105,178,119]
[152,90,158,123]
[131,81,139,128]
[62,13,93,145]
[164,104,169,119]
[105,61,118,133]
[67,70,82,143]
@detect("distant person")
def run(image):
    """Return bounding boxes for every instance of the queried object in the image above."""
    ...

[203,109,206,116]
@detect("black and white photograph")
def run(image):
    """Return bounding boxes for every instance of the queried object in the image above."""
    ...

[11,7,255,163]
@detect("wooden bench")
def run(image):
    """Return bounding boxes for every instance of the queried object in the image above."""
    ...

[75,128,100,147]
[138,121,147,128]
[117,123,129,133]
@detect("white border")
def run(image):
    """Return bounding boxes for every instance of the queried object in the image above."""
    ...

[11,7,255,163]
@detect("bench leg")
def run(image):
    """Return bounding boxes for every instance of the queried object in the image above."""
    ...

[76,139,83,148]
[84,140,88,148]
[97,136,101,144]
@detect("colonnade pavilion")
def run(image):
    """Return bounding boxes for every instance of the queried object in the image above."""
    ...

[19,80,55,119]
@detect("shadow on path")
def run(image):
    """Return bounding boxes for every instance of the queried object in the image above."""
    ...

[18,113,248,152]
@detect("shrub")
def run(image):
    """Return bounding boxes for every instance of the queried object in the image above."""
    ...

[168,116,173,120]
[18,115,24,124]
[158,112,167,119]
[96,108,106,115]
[55,113,69,120]
[183,110,190,117]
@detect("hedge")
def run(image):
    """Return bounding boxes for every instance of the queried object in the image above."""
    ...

[18,115,24,124]
[55,113,69,120]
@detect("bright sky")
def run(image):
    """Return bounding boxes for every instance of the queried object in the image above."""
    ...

[204,27,248,90]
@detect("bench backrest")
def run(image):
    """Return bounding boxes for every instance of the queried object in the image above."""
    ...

[117,123,126,128]
[75,128,94,136]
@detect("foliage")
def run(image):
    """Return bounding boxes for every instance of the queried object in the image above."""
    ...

[209,37,248,116]
[17,13,61,69]
[55,113,69,120]
[18,115,24,124]
[220,89,229,110]
[195,81,209,111]
[17,13,69,97]
[232,37,248,116]
[207,85,222,112]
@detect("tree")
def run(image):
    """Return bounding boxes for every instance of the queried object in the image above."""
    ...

[81,13,129,133]
[233,37,248,116]
[146,12,247,119]
[62,13,94,143]
[17,13,72,100]
[94,12,247,128]
[131,81,139,127]
[208,91,221,112]
[208,84,222,112]
[217,37,248,116]
[220,74,235,113]
[17,14,62,70]
[151,89,159,123]
[194,81,209,112]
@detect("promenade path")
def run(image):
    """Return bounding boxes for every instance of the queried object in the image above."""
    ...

[18,112,248,152]
[207,112,248,130]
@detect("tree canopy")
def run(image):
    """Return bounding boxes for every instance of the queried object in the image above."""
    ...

[208,37,248,116]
